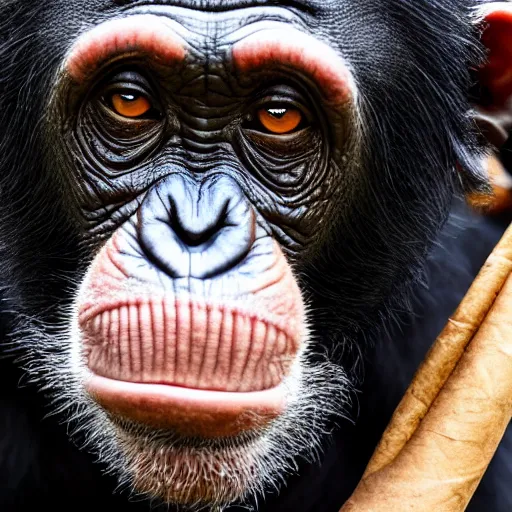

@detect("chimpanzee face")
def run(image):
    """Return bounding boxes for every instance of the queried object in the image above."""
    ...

[51,7,357,505]
[0,0,508,509]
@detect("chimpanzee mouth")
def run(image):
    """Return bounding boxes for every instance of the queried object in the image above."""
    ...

[78,295,303,437]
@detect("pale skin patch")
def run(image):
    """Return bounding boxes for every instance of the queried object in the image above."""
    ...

[232,28,357,106]
[64,14,187,82]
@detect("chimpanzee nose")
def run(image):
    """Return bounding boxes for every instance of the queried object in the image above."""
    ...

[137,174,256,279]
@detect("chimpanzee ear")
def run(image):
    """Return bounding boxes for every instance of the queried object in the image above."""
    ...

[478,4,512,114]
[474,3,512,146]
[466,3,512,208]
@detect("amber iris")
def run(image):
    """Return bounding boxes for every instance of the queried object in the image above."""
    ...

[257,107,302,134]
[111,92,151,118]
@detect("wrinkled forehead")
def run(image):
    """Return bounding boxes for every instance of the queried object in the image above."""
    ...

[121,5,308,51]
[61,0,361,50]
[85,3,316,50]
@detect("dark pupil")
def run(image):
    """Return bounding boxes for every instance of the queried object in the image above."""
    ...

[268,108,287,119]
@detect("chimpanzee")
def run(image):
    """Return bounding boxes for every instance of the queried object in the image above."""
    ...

[0,1,512,511]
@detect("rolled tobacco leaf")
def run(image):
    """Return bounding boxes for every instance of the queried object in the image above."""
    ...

[342,223,512,512]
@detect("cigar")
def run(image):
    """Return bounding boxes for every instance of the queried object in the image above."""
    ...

[341,223,512,511]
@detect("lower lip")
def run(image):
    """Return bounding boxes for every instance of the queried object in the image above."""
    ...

[86,374,286,438]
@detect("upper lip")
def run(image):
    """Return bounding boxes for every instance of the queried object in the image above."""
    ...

[121,0,315,14]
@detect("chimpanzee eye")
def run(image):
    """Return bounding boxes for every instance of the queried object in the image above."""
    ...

[97,70,161,121]
[257,107,304,135]
[106,90,153,119]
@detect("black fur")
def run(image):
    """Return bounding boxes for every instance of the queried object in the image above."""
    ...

[0,1,510,511]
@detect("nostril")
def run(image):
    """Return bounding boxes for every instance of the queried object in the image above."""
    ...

[170,202,228,248]
[173,221,221,247]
